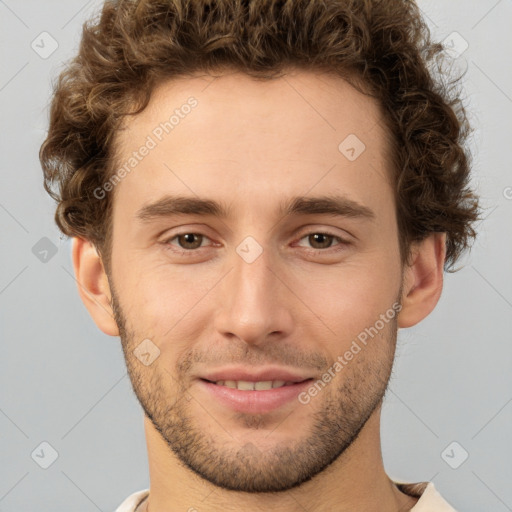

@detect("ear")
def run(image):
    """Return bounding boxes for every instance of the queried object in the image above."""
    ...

[397,232,446,328]
[71,237,119,336]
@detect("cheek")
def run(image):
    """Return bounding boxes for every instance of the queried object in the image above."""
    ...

[116,262,218,346]
[295,258,401,344]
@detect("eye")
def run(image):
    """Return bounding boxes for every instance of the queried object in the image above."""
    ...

[160,230,350,257]
[164,233,212,252]
[295,231,348,251]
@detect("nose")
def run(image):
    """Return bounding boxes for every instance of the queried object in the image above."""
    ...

[213,241,294,346]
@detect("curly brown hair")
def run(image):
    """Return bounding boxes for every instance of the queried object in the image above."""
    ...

[40,0,480,274]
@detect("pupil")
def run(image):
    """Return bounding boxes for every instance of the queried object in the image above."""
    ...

[180,233,201,249]
[311,233,331,248]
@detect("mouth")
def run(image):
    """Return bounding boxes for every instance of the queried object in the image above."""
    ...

[200,378,310,390]
[197,378,315,414]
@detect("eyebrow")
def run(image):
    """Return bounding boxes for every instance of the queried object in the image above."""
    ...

[135,194,375,223]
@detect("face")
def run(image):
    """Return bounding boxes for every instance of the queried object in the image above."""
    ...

[108,69,404,493]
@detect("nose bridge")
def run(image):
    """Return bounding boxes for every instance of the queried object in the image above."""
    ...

[214,235,293,344]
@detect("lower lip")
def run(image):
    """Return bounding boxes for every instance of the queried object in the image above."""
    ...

[197,379,313,414]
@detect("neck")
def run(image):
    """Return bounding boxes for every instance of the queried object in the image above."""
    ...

[141,405,418,512]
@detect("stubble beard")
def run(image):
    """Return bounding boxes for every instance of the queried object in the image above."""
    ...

[110,286,398,493]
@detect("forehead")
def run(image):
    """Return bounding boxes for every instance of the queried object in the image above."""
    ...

[111,69,393,224]
[118,68,387,147]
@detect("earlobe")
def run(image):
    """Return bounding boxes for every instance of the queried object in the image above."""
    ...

[397,232,447,328]
[71,237,120,336]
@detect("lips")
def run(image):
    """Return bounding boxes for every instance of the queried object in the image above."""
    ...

[194,366,315,414]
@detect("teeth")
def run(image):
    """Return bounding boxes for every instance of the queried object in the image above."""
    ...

[238,380,256,391]
[213,380,293,390]
[255,381,273,390]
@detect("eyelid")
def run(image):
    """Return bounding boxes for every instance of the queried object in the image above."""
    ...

[162,232,214,250]
[293,230,350,251]
[159,223,214,243]
[294,225,354,243]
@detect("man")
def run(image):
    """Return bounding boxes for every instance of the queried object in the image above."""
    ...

[40,0,479,510]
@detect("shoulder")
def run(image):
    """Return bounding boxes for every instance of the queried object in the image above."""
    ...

[114,489,150,512]
[393,481,458,511]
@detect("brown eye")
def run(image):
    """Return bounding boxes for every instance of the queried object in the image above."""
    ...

[175,233,204,250]
[307,233,336,249]
[294,230,350,255]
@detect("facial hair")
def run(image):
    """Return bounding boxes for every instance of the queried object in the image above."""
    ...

[110,283,399,493]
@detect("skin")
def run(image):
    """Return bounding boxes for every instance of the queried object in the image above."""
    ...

[73,69,446,512]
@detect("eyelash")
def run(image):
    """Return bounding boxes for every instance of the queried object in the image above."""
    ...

[161,230,349,256]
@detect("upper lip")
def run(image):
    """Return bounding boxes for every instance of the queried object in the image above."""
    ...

[198,367,314,383]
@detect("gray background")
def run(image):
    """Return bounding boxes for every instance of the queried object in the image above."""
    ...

[1,0,511,510]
